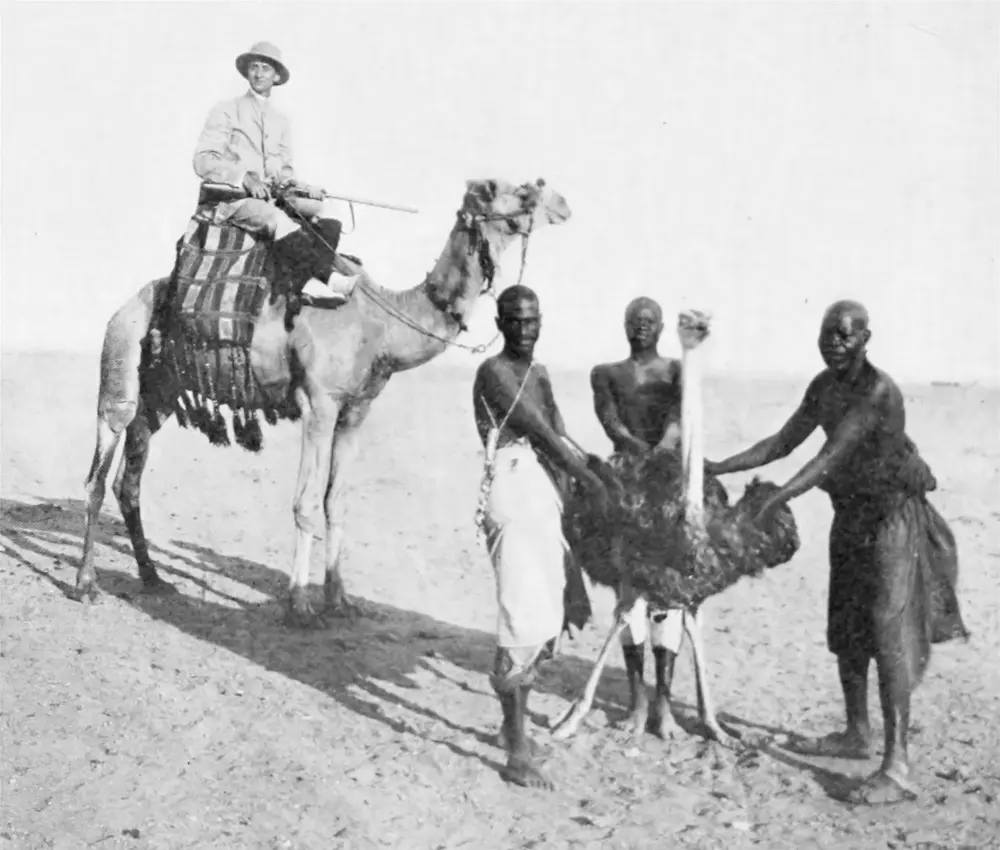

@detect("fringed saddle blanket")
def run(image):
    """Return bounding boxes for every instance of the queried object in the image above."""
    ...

[158,214,294,453]
[167,215,271,348]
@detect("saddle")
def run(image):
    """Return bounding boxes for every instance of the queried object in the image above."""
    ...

[164,213,271,348]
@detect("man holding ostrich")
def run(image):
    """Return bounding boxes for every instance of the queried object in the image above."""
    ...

[473,285,609,790]
[590,297,689,740]
[708,299,968,805]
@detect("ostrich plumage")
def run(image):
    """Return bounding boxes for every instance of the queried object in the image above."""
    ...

[564,450,800,608]
[552,310,801,745]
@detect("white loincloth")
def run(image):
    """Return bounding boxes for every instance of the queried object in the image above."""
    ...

[621,598,685,652]
[481,441,568,650]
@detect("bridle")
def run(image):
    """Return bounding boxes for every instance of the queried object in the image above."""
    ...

[311,199,538,354]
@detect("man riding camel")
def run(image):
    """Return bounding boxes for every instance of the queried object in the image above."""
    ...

[193,41,359,302]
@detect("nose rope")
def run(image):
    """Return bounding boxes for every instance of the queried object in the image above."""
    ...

[294,204,532,355]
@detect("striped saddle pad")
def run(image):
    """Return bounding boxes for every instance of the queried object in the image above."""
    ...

[169,216,271,347]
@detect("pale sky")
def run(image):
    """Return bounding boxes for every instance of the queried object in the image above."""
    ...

[2,1,997,383]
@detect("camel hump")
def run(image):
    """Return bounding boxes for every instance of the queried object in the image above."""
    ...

[164,214,272,348]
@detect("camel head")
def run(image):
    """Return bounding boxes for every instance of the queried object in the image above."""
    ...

[459,179,571,291]
[430,178,571,321]
[462,177,572,231]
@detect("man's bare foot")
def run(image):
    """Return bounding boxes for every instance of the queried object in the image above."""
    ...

[781,729,873,760]
[496,729,548,759]
[847,768,918,805]
[501,753,554,790]
[649,696,682,740]
[622,689,649,737]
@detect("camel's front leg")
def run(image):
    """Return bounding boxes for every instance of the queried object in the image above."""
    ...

[287,388,339,629]
[323,403,372,619]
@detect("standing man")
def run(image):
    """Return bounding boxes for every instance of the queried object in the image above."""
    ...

[590,296,688,739]
[193,41,357,301]
[474,285,609,790]
[707,299,968,805]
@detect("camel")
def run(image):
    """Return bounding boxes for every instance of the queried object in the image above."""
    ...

[555,311,800,745]
[77,178,572,628]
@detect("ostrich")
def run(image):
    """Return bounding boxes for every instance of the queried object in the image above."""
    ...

[553,310,800,745]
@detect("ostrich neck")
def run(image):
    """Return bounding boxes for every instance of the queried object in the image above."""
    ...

[681,344,705,525]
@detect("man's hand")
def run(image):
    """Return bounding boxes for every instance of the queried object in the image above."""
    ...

[752,496,783,527]
[704,459,722,476]
[280,179,325,201]
[242,172,270,200]
[615,434,649,455]
[581,470,612,514]
[302,183,326,201]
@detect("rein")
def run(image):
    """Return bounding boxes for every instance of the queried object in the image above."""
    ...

[300,205,536,355]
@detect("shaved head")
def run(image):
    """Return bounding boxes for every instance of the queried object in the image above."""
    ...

[823,299,870,331]
[625,297,662,325]
[497,284,539,317]
[819,300,871,374]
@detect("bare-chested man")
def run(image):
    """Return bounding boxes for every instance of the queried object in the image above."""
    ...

[707,300,968,805]
[473,284,609,790]
[590,296,687,739]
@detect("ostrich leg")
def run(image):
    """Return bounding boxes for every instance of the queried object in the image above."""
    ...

[550,607,630,740]
[682,608,743,749]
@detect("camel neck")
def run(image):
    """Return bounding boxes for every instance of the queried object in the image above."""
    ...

[377,220,493,372]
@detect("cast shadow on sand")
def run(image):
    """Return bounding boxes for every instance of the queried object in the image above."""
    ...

[1,496,861,800]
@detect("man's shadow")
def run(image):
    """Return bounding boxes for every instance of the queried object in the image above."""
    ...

[1,496,860,799]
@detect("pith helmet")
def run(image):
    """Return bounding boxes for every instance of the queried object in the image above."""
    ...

[235,41,290,85]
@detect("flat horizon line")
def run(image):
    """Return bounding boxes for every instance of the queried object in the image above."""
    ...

[2,346,996,390]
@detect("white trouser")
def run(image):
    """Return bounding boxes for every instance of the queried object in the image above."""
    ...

[620,598,684,653]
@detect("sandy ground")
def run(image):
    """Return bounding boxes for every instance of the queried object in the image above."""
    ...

[2,349,998,850]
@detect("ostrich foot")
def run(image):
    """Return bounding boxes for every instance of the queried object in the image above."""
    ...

[73,575,102,605]
[501,753,555,790]
[284,587,327,629]
[702,716,746,751]
[847,768,918,805]
[550,699,590,741]
[140,572,179,597]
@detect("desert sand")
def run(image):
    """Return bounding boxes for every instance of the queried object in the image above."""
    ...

[2,349,998,849]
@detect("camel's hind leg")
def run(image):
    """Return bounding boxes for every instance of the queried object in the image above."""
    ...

[113,395,175,595]
[78,277,167,600]
[77,405,135,601]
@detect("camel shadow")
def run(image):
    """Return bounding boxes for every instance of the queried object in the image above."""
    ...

[0,496,863,799]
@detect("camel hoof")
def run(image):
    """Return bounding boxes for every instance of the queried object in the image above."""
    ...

[325,595,380,621]
[140,576,179,597]
[284,593,327,630]
[283,608,328,630]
